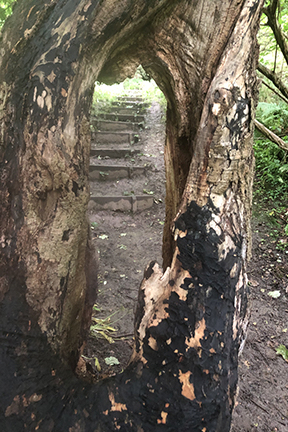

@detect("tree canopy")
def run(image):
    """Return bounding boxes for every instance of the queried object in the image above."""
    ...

[0,0,13,28]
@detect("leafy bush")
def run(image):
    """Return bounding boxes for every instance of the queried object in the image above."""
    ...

[256,102,288,134]
[254,137,288,201]
[0,0,14,29]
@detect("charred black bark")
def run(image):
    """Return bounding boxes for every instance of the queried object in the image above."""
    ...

[1,200,246,432]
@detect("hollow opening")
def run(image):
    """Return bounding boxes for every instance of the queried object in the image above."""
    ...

[84,67,168,377]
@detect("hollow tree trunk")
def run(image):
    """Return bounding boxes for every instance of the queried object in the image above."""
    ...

[0,0,263,430]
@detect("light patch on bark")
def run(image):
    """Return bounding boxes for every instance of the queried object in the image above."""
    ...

[137,263,170,344]
[24,27,34,38]
[210,193,225,212]
[5,395,21,417]
[108,393,127,412]
[37,95,45,109]
[185,318,206,352]
[173,228,187,241]
[61,88,67,98]
[28,393,43,403]
[178,370,196,401]
[148,336,158,351]
[170,268,191,301]
[212,103,221,115]
[157,411,168,424]
[230,262,238,278]
[232,270,247,341]
[47,70,56,83]
[209,219,222,237]
[217,235,235,261]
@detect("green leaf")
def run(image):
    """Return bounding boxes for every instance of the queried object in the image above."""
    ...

[104,356,120,366]
[268,290,281,299]
[94,357,101,372]
[143,189,154,195]
[276,345,288,362]
[279,164,288,174]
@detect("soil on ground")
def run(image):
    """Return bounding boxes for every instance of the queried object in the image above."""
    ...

[84,100,288,431]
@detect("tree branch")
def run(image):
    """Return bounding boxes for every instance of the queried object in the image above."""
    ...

[269,0,279,17]
[258,62,288,100]
[263,0,288,65]
[255,119,288,151]
[260,78,288,105]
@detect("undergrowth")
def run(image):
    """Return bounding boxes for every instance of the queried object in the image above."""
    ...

[254,100,288,251]
[256,101,288,135]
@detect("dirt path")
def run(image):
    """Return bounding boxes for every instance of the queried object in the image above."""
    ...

[85,97,288,431]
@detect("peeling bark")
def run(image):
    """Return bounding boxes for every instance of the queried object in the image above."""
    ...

[0,0,263,430]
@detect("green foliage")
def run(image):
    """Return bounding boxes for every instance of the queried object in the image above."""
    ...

[256,102,288,134]
[90,310,117,344]
[254,100,288,204]
[0,0,14,29]
[91,67,166,117]
[257,0,288,103]
[253,137,288,201]
[276,344,288,362]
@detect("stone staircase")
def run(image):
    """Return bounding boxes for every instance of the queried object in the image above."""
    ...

[89,92,155,212]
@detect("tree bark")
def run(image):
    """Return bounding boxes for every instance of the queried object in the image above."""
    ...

[0,0,263,430]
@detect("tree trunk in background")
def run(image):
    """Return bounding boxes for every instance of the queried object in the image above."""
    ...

[0,0,263,430]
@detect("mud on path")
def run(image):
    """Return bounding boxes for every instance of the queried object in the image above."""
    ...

[85,101,288,431]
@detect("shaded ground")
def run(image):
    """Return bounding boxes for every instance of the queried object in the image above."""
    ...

[231,211,288,432]
[85,100,288,431]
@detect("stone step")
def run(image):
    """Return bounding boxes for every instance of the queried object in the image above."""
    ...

[95,113,145,124]
[112,100,149,107]
[91,131,140,145]
[89,164,146,180]
[90,145,141,158]
[96,113,145,123]
[116,96,145,103]
[89,195,154,212]
[94,120,141,132]
[110,107,145,116]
